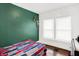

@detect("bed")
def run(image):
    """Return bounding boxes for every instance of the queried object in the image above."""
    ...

[0,40,47,56]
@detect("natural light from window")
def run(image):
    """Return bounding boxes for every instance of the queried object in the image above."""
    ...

[43,19,54,39]
[43,16,71,43]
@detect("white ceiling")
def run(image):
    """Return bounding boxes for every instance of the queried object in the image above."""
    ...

[13,3,78,14]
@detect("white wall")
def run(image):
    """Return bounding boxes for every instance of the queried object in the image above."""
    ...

[39,4,79,40]
[39,4,79,51]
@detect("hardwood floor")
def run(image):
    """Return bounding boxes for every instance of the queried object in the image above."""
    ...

[46,45,70,56]
[47,48,54,56]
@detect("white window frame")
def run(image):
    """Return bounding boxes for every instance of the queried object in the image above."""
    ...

[42,16,72,44]
[55,16,72,43]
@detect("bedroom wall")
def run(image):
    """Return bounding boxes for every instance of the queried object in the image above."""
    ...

[0,3,39,47]
[39,4,79,41]
[39,4,79,50]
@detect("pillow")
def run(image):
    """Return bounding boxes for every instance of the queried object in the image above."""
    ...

[0,48,8,56]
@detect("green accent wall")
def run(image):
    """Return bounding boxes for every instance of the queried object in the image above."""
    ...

[0,3,39,47]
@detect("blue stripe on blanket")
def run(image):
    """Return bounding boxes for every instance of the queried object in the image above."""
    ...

[24,43,40,52]
[17,42,33,50]
[36,44,44,48]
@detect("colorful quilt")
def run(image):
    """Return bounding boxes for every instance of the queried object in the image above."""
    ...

[1,40,47,56]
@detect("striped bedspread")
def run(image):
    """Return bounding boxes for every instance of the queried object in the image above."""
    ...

[2,40,47,56]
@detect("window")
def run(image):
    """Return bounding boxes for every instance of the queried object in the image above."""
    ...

[43,19,54,39]
[56,16,71,43]
[43,16,71,43]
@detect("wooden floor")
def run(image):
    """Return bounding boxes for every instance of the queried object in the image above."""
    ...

[46,45,70,56]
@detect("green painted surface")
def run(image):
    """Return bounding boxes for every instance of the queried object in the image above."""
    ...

[0,3,39,47]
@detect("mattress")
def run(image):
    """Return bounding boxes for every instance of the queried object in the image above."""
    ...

[1,40,47,56]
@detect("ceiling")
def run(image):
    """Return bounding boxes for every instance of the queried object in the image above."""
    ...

[13,3,78,14]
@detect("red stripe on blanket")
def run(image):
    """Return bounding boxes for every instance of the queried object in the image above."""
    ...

[0,48,8,56]
[16,50,23,54]
[34,47,45,55]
